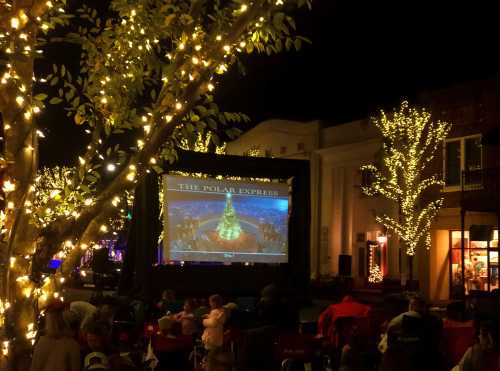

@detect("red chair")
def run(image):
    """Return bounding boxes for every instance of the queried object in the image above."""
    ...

[274,333,319,363]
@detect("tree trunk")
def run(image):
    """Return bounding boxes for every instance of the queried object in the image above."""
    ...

[0,13,39,370]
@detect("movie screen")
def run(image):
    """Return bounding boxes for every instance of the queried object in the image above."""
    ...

[163,175,289,264]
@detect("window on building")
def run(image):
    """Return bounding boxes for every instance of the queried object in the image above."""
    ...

[450,229,499,297]
[280,146,287,155]
[444,135,482,188]
[297,142,305,151]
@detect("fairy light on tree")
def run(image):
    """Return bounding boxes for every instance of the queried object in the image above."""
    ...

[361,101,451,279]
[0,0,311,364]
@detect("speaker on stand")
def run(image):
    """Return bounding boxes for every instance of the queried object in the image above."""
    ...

[339,254,352,276]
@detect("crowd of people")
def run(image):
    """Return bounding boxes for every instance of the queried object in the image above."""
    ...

[29,285,500,371]
[316,294,500,371]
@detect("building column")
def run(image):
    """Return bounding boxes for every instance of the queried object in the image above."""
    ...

[309,152,321,279]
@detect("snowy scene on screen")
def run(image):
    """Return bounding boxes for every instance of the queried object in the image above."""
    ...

[163,176,289,264]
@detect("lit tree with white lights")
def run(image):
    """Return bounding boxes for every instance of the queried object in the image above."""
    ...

[361,101,451,281]
[0,0,310,367]
[217,193,242,240]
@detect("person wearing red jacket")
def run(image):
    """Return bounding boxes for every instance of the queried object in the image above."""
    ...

[316,295,371,344]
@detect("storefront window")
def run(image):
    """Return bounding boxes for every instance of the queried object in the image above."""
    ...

[451,230,499,297]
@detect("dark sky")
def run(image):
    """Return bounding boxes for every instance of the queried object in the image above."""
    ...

[217,0,500,124]
[38,0,500,166]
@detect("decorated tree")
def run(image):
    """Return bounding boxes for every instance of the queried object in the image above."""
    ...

[217,192,241,240]
[361,101,451,281]
[0,0,311,368]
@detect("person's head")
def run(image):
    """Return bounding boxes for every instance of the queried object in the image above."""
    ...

[63,309,80,337]
[183,299,194,313]
[45,300,68,338]
[446,301,466,321]
[209,294,223,310]
[408,296,426,314]
[97,304,114,323]
[86,321,111,352]
[479,321,496,350]
[261,284,278,299]
[162,289,175,301]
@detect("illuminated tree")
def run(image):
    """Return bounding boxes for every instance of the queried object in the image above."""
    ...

[361,102,451,277]
[217,192,242,240]
[0,0,310,367]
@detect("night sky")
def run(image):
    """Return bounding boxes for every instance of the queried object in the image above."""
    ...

[38,0,500,166]
[216,0,499,124]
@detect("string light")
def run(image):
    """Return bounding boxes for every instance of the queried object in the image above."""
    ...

[10,18,20,29]
[361,101,451,256]
[0,0,309,357]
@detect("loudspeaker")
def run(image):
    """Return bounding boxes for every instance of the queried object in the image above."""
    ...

[339,254,352,276]
[469,225,493,242]
[92,248,109,273]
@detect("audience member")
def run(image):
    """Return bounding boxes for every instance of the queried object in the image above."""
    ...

[442,301,475,367]
[317,295,371,344]
[379,296,445,371]
[83,320,114,357]
[157,289,181,315]
[256,284,281,324]
[452,320,500,371]
[202,294,227,371]
[70,300,97,331]
[174,299,197,336]
[31,300,81,371]
[155,316,193,353]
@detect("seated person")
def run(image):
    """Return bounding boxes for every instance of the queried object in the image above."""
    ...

[442,302,475,367]
[153,316,193,371]
[83,320,116,358]
[317,295,371,344]
[155,316,193,352]
[378,296,425,353]
[157,289,182,315]
[31,299,81,371]
[173,299,197,336]
[70,300,97,331]
[452,320,500,371]
[202,294,227,371]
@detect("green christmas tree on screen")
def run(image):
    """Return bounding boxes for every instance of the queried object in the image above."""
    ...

[217,193,242,240]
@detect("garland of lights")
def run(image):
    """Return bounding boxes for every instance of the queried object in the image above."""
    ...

[361,101,451,256]
[0,0,311,360]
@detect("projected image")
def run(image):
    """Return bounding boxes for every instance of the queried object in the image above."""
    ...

[164,175,289,264]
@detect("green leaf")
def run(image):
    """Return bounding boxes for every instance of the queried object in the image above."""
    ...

[294,38,302,51]
[195,106,207,116]
[207,118,217,130]
[152,165,164,174]
[34,94,48,101]
[72,96,80,108]
[50,76,59,86]
[211,133,220,146]
[61,65,66,77]
[65,89,75,101]
[52,64,58,74]
[49,97,63,104]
